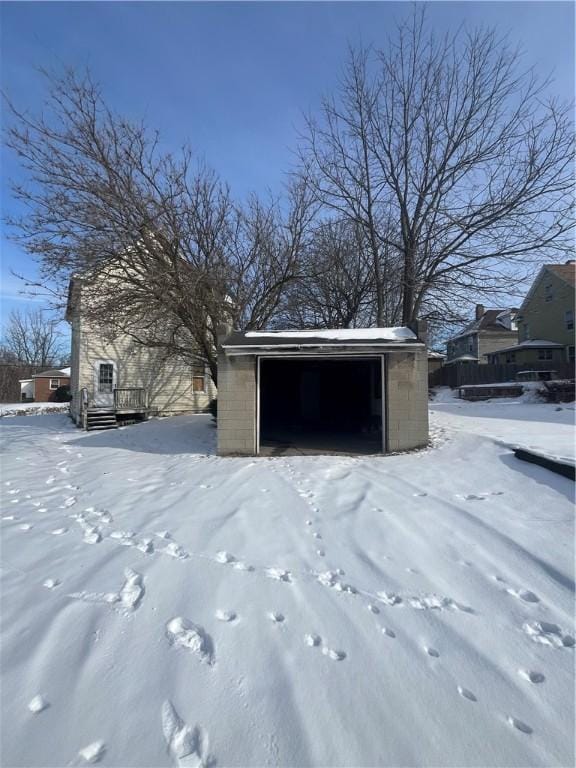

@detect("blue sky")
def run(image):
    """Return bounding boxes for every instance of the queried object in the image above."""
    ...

[1,1,574,336]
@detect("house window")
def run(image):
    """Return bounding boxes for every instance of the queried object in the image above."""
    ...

[192,364,206,393]
[467,338,474,353]
[523,323,530,341]
[568,346,575,363]
[565,310,574,330]
[49,378,60,390]
[98,364,114,393]
[544,284,554,302]
[538,349,553,361]
[505,353,516,363]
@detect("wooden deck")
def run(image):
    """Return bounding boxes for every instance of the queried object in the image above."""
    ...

[80,388,148,430]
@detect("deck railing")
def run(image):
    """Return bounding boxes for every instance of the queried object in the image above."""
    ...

[113,387,147,411]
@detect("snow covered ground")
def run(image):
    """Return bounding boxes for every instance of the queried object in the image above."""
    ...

[1,404,574,767]
[0,402,70,417]
[431,387,575,465]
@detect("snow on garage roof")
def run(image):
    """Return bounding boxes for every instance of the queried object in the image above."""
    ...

[222,326,424,353]
[244,327,417,341]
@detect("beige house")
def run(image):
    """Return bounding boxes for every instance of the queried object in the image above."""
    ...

[446,305,518,364]
[217,324,429,457]
[491,262,575,366]
[66,277,216,430]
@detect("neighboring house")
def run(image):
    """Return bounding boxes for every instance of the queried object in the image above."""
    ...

[445,305,518,365]
[19,378,34,402]
[19,368,71,402]
[427,350,445,374]
[65,276,216,430]
[488,262,575,366]
[217,324,428,456]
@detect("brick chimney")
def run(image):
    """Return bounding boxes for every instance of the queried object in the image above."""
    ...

[475,304,485,321]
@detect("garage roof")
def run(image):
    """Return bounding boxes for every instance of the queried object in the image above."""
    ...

[222,326,424,354]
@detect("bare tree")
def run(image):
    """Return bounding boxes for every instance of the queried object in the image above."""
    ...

[4,69,313,383]
[1,308,65,366]
[280,218,396,328]
[300,10,574,325]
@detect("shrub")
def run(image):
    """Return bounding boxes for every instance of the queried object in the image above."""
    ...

[53,385,72,402]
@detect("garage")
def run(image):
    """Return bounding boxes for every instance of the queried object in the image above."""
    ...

[217,326,429,457]
[259,357,382,455]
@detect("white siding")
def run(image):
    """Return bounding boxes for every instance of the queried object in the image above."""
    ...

[69,281,216,418]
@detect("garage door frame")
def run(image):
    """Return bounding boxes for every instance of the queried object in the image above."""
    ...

[256,353,387,455]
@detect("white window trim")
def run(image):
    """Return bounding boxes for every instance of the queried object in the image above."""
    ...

[49,378,60,390]
[565,310,574,330]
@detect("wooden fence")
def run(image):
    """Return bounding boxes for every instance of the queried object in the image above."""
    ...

[430,361,575,389]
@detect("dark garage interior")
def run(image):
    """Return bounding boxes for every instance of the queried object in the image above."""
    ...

[259,357,383,455]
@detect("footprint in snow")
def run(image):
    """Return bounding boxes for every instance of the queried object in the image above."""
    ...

[162,700,213,767]
[215,609,237,622]
[457,686,477,702]
[50,528,68,536]
[322,647,346,661]
[19,523,33,531]
[76,741,106,764]
[215,551,236,564]
[43,578,61,589]
[382,627,396,639]
[304,633,321,647]
[316,550,326,557]
[523,621,574,648]
[425,646,440,657]
[166,617,215,665]
[518,669,545,684]
[68,568,144,614]
[413,492,427,497]
[265,567,292,583]
[161,542,189,560]
[28,695,49,714]
[368,604,380,614]
[506,588,539,603]
[46,477,55,485]
[268,612,285,623]
[507,716,532,734]
[377,591,402,606]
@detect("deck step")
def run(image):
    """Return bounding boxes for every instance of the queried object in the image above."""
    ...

[86,411,118,431]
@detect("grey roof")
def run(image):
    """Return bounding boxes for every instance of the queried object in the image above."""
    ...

[447,308,518,342]
[484,340,564,356]
[32,369,70,378]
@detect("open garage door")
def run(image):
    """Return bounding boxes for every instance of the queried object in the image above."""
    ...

[258,357,383,455]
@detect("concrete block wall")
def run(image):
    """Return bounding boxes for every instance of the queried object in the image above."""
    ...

[217,352,257,455]
[386,351,429,452]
